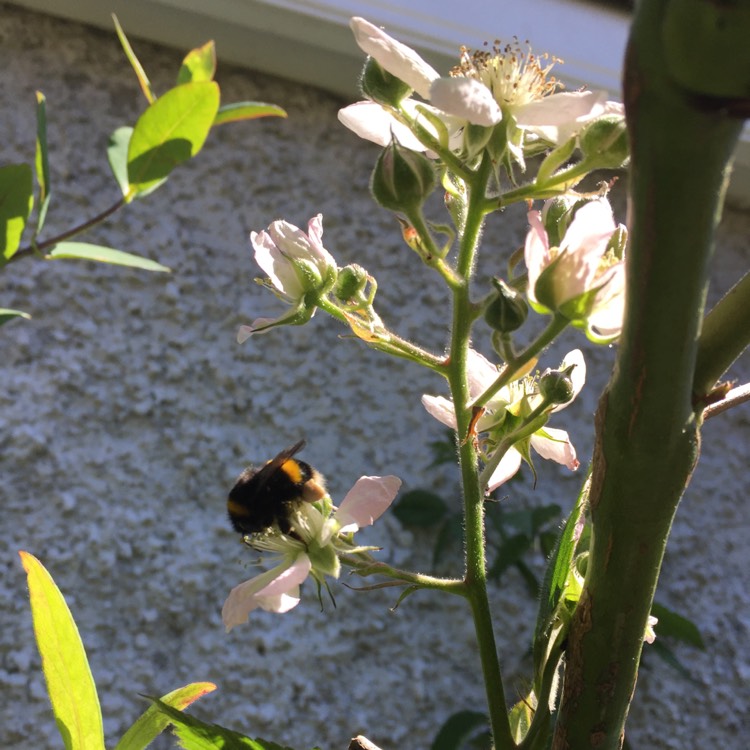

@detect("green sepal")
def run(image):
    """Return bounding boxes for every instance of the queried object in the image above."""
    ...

[360,57,411,105]
[307,542,340,579]
[536,136,577,185]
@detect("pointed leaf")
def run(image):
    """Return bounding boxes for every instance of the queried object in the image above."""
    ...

[177,41,217,84]
[114,682,217,750]
[488,533,532,580]
[430,710,488,750]
[0,308,32,326]
[112,14,155,103]
[108,126,134,197]
[432,513,463,568]
[149,697,293,749]
[34,90,51,237]
[392,489,448,527]
[19,551,105,750]
[213,102,287,126]
[650,601,705,649]
[127,81,220,196]
[532,470,590,676]
[0,163,34,262]
[647,640,702,684]
[47,242,170,272]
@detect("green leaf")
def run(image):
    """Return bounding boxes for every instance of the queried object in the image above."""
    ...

[488,533,532,580]
[430,710,488,750]
[113,14,155,103]
[427,430,458,467]
[392,489,448,527]
[0,308,31,326]
[127,81,220,197]
[19,551,105,750]
[213,101,287,125]
[432,513,463,568]
[108,126,134,197]
[651,601,705,649]
[149,697,295,750]
[647,640,701,685]
[177,41,217,84]
[115,682,217,750]
[34,90,51,237]
[532,470,590,676]
[47,242,170,272]
[0,163,34,262]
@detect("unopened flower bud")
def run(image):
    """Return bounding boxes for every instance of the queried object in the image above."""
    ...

[333,264,369,303]
[539,365,576,405]
[484,278,528,333]
[371,139,436,212]
[360,57,412,106]
[579,115,629,169]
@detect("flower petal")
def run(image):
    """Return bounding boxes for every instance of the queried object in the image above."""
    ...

[515,90,612,144]
[222,555,312,630]
[430,77,503,127]
[530,427,578,470]
[524,209,551,305]
[338,101,428,151]
[486,448,523,492]
[350,17,439,99]
[421,394,458,429]
[336,475,402,532]
[251,229,305,298]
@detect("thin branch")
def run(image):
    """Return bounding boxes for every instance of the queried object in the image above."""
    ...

[703,382,750,420]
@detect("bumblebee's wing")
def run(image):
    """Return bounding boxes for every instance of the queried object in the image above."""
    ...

[251,439,306,492]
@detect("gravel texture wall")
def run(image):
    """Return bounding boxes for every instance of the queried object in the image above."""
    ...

[1,4,748,749]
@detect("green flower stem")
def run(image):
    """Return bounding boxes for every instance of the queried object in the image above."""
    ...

[13,197,127,263]
[404,209,464,289]
[551,1,746,746]
[340,555,466,597]
[473,314,569,411]
[693,268,750,399]
[486,161,595,210]
[449,153,515,750]
[317,297,447,373]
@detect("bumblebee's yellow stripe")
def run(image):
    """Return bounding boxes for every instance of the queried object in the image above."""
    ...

[280,458,303,484]
[227,499,250,517]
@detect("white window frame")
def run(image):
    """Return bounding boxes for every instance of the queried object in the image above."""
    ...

[9,0,750,204]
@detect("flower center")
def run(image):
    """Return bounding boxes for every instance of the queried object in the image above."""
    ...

[452,39,562,109]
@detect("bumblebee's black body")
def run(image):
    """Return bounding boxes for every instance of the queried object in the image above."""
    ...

[227,440,325,536]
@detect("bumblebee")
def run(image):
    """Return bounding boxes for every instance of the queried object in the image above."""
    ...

[227,440,326,537]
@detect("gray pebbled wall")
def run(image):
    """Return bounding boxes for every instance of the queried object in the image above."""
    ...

[1,3,748,749]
